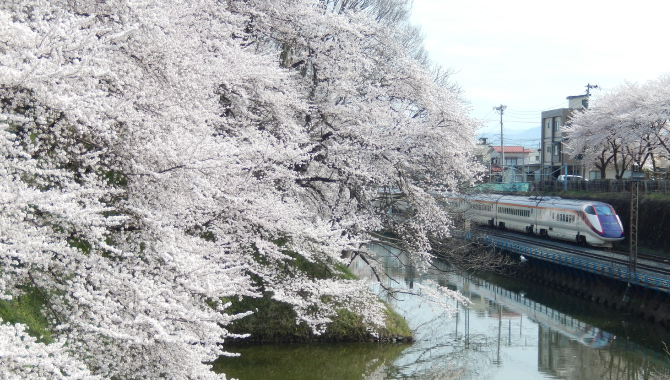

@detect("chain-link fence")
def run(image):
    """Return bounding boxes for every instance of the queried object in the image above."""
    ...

[532,179,670,194]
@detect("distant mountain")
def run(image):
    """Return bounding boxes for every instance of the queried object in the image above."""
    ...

[478,126,541,150]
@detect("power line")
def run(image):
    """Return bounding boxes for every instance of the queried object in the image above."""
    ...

[505,115,543,120]
[498,101,571,114]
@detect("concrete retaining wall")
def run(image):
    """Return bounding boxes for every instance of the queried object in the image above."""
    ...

[512,257,670,326]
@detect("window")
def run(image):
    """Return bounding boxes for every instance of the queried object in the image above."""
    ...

[472,202,492,212]
[545,119,551,130]
[554,117,561,131]
[497,207,530,217]
[554,213,575,223]
[553,145,559,156]
[595,205,615,216]
[505,157,518,166]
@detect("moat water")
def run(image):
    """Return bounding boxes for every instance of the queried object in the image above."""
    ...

[214,244,670,379]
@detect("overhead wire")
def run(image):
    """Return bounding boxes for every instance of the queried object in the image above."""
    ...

[507,100,572,113]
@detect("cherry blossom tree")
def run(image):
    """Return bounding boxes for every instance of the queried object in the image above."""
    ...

[235,0,479,260]
[1,0,479,378]
[566,76,670,178]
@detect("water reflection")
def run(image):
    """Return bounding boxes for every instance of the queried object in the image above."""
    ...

[214,244,670,380]
[356,244,670,380]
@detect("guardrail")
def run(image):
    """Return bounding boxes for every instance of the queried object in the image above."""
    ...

[533,179,670,194]
[477,236,670,295]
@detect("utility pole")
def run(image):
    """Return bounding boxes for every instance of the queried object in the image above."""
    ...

[585,84,599,108]
[494,105,507,181]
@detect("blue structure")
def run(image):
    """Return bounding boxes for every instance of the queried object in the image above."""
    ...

[475,235,670,295]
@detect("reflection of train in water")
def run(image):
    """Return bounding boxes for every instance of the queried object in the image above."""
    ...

[536,313,615,349]
[451,267,616,349]
[575,325,615,348]
[449,194,625,248]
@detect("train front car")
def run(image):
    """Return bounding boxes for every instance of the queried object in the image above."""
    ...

[582,202,625,246]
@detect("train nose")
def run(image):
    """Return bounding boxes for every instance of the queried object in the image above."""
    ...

[598,215,625,238]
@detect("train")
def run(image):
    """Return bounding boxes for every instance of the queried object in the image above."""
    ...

[447,194,625,248]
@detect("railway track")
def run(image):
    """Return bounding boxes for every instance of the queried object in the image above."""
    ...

[473,227,670,277]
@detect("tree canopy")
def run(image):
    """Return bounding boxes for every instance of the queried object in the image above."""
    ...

[0,0,479,378]
[565,75,670,178]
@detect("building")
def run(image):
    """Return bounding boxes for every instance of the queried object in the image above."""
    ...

[474,137,498,182]
[540,94,589,180]
[488,145,537,182]
[540,93,670,180]
[474,137,542,183]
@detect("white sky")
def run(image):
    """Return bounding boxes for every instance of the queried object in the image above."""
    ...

[410,0,670,143]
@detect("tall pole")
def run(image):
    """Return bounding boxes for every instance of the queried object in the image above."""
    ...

[630,180,639,273]
[494,105,507,180]
[585,84,598,108]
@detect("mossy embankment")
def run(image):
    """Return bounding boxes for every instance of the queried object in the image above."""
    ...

[225,293,412,343]
[3,283,413,345]
[226,241,413,344]
[0,286,53,343]
[2,241,412,345]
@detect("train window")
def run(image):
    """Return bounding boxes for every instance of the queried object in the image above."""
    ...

[595,205,614,216]
[585,206,596,215]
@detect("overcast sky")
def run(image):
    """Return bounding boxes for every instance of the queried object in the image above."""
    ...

[410,0,670,146]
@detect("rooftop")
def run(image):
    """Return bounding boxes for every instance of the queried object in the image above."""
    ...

[491,146,532,154]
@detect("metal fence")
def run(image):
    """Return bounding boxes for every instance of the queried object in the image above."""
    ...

[532,179,670,194]
[480,236,670,294]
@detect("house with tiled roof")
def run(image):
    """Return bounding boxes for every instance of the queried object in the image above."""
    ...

[490,145,532,166]
[487,145,541,182]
